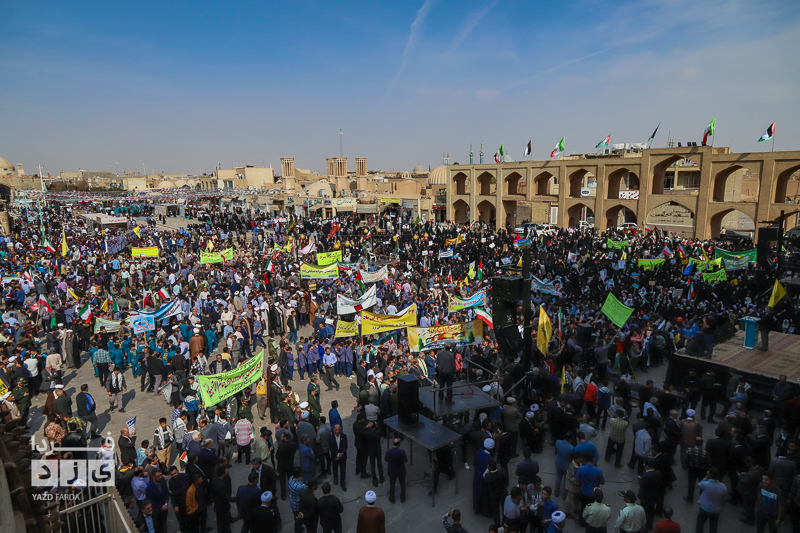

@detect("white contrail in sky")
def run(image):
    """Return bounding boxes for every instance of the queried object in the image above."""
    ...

[385,0,438,100]
[444,0,499,58]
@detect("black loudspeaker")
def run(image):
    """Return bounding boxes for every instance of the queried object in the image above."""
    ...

[397,375,420,425]
[496,324,524,354]
[492,275,523,328]
[758,226,778,271]
[577,324,594,348]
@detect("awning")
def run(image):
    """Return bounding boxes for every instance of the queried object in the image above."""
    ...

[356,204,378,213]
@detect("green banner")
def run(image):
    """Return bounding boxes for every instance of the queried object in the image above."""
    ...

[601,293,634,328]
[200,247,234,264]
[637,259,665,270]
[317,250,342,266]
[197,350,264,405]
[723,256,751,271]
[714,248,757,262]
[703,269,728,283]
[690,258,722,271]
[94,318,122,334]
[607,239,629,250]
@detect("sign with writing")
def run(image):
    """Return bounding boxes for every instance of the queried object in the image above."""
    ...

[336,285,377,314]
[381,198,401,205]
[439,249,454,259]
[619,191,640,200]
[317,250,343,266]
[126,417,136,434]
[132,314,155,334]
[358,266,388,284]
[637,259,666,270]
[361,304,417,334]
[93,318,122,334]
[131,247,159,257]
[196,351,264,404]
[703,269,728,283]
[200,248,234,264]
[408,320,484,352]
[447,290,487,313]
[714,248,757,263]
[334,320,359,338]
[601,292,634,327]
[300,263,339,279]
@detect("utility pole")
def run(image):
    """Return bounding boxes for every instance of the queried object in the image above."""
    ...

[339,129,343,157]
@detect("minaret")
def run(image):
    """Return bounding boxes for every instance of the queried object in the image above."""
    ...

[470,144,474,164]
[446,152,450,165]
[479,142,484,164]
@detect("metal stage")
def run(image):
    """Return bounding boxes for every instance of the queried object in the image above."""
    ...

[418,381,500,419]
[383,414,463,506]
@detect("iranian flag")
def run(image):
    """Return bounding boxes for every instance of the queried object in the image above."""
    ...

[157,287,170,299]
[758,122,776,142]
[595,134,611,149]
[550,137,565,158]
[79,303,92,322]
[38,294,52,313]
[702,118,716,145]
[23,270,33,282]
[266,260,274,273]
[475,308,493,329]
[363,230,371,241]
[43,238,56,253]
[142,291,153,307]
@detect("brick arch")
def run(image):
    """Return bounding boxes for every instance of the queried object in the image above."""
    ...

[534,171,556,196]
[504,171,523,195]
[452,199,469,223]
[774,164,800,203]
[707,207,756,239]
[651,155,700,194]
[452,171,468,195]
[477,171,495,196]
[606,168,639,199]
[476,199,496,224]
[568,169,591,198]
[712,164,759,202]
[567,202,594,227]
[605,205,637,229]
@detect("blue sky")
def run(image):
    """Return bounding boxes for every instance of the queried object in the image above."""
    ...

[1,0,799,175]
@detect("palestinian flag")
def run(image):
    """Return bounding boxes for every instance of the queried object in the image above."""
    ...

[550,137,565,158]
[702,118,716,145]
[266,260,274,273]
[38,294,53,313]
[524,140,532,157]
[477,260,484,280]
[157,287,170,300]
[595,134,611,149]
[758,122,775,142]
[475,308,493,329]
[43,237,56,253]
[79,303,92,321]
[363,230,371,241]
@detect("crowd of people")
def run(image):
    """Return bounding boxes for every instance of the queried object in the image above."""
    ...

[0,201,798,533]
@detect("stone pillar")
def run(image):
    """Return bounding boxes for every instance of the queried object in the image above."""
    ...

[693,150,713,240]
[755,158,776,242]
[594,164,607,232]
[557,162,567,227]
[495,167,504,230]
[469,168,477,223]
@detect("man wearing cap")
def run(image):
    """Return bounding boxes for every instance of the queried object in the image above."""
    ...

[614,490,645,533]
[357,490,385,533]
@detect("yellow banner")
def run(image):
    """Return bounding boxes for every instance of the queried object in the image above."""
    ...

[334,320,359,338]
[132,247,159,257]
[381,197,401,204]
[361,304,417,334]
[317,250,342,266]
[407,320,484,352]
[445,237,458,246]
[300,263,339,279]
[200,248,234,264]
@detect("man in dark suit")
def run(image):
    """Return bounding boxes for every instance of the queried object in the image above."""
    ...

[317,481,344,533]
[251,491,279,533]
[706,428,733,481]
[118,427,137,466]
[235,471,262,533]
[276,431,298,500]
[328,424,348,491]
[250,456,280,530]
[484,459,508,530]
[356,360,368,388]
[384,437,408,503]
[637,462,663,532]
[210,466,235,533]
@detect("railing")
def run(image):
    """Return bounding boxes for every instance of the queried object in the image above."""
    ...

[58,485,136,533]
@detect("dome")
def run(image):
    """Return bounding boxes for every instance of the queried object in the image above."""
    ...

[0,157,14,174]
[412,165,426,174]
[428,165,448,185]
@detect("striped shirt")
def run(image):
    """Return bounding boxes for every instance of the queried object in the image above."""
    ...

[94,349,111,364]
[442,513,469,533]
[235,419,253,446]
[609,417,629,443]
[685,446,710,470]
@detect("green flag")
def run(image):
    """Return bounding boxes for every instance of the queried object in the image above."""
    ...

[601,293,634,328]
[196,351,264,404]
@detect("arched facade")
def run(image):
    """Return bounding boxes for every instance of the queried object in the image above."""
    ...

[445,146,800,241]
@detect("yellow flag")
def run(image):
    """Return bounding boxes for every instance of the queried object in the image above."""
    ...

[457,234,463,245]
[67,287,78,300]
[537,305,552,355]
[206,240,214,251]
[768,280,787,307]
[517,257,523,267]
[621,250,627,261]
[101,298,109,312]
[61,229,68,257]
[560,365,566,393]
[133,226,141,238]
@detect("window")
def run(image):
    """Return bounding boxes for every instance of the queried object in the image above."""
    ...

[682,171,700,189]
[663,172,675,190]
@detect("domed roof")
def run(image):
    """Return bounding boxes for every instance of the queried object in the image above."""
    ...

[428,165,448,185]
[0,157,14,172]
[412,165,426,174]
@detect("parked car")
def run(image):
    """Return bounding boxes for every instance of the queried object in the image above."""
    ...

[616,222,638,231]
[514,222,538,235]
[578,221,595,230]
[537,224,558,235]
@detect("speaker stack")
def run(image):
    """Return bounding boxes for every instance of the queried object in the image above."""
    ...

[397,374,420,425]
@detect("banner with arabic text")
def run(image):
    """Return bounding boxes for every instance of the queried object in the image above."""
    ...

[358,266,388,284]
[447,290,487,313]
[334,320,359,338]
[317,250,343,266]
[607,239,629,249]
[703,269,728,283]
[93,318,121,334]
[300,263,339,279]
[197,351,264,404]
[361,304,417,334]
[200,248,234,264]
[714,248,757,262]
[132,247,159,257]
[337,285,377,314]
[637,259,666,270]
[408,320,484,352]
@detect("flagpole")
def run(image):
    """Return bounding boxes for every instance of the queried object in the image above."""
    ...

[772,135,775,153]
